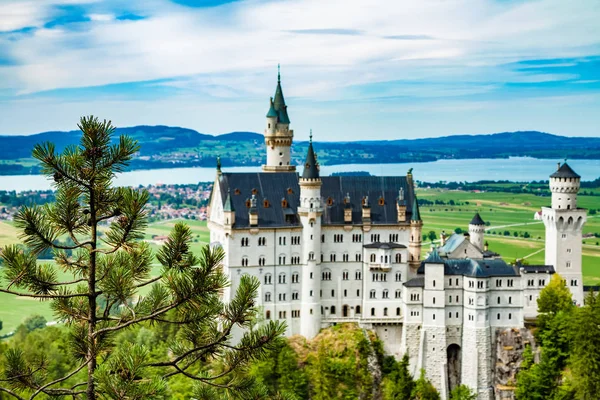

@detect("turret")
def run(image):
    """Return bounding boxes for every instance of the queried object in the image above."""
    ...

[263,65,295,172]
[468,213,485,251]
[223,188,235,227]
[550,161,581,210]
[298,131,322,338]
[409,195,423,270]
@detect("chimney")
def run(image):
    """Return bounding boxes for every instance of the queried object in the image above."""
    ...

[440,230,447,246]
[557,162,561,171]
[344,193,352,223]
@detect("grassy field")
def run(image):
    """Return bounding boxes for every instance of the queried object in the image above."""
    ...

[417,188,600,285]
[0,219,210,334]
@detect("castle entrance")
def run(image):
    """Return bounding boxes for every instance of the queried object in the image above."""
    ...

[342,305,349,317]
[447,344,462,392]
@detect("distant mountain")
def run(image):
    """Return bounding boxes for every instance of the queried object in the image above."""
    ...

[0,126,598,175]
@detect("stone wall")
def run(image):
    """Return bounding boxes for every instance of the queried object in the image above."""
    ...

[423,327,448,399]
[402,323,423,376]
[493,328,537,400]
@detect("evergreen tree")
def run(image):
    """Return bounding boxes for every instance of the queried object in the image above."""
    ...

[412,370,440,400]
[449,384,477,400]
[382,354,415,400]
[537,274,573,315]
[0,116,285,399]
[570,291,600,399]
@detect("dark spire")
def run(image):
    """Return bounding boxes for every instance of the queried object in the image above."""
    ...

[216,155,221,173]
[224,188,234,212]
[411,195,421,222]
[470,212,485,226]
[272,65,290,124]
[302,129,319,180]
[550,162,580,179]
[425,247,444,264]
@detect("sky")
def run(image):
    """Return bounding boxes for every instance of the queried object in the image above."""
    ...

[0,0,599,141]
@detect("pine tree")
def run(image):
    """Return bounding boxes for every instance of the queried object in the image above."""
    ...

[0,116,285,399]
[449,384,477,400]
[570,291,600,399]
[382,354,415,400]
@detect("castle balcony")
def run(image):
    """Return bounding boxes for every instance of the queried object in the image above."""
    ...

[369,263,391,272]
[322,316,403,324]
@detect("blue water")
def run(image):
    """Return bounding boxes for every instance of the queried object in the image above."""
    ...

[1,157,598,192]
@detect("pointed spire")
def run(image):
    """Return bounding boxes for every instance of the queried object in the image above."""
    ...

[216,155,221,173]
[278,63,281,83]
[411,195,421,222]
[272,65,290,124]
[224,188,234,212]
[302,130,319,180]
[425,247,444,264]
[470,212,485,226]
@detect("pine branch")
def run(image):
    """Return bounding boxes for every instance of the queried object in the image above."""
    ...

[0,287,89,299]
[29,361,88,399]
[0,386,25,400]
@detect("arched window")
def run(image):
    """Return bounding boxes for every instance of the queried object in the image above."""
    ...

[266,310,271,319]
[371,308,375,316]
[384,307,388,316]
[264,274,272,284]
[278,273,286,284]
[383,289,389,299]
[264,292,271,302]
[370,254,376,262]
[330,306,336,315]
[356,306,361,314]
[395,253,401,263]
[370,289,376,299]
[396,307,400,316]
[395,289,402,298]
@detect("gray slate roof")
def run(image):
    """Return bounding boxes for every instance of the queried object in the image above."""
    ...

[518,264,555,274]
[417,258,519,278]
[364,242,407,249]
[217,173,416,228]
[424,247,444,263]
[439,233,466,254]
[302,141,319,179]
[404,277,425,287]
[550,162,580,179]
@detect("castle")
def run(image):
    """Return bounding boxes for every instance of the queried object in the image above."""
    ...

[207,71,586,399]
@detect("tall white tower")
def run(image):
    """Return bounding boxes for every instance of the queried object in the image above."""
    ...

[298,132,322,338]
[468,213,485,251]
[263,65,295,172]
[542,162,586,306]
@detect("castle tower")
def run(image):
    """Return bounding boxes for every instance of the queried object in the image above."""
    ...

[263,65,295,172]
[542,162,586,305]
[298,131,322,338]
[468,213,485,251]
[409,195,423,271]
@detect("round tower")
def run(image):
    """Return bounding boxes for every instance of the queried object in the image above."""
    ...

[298,131,322,338]
[542,161,586,306]
[263,65,295,172]
[468,213,485,251]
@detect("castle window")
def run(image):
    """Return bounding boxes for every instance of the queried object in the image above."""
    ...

[539,279,546,286]
[433,297,436,304]
[383,289,389,299]
[356,253,362,262]
[245,199,251,208]
[287,187,293,194]
[396,307,401,316]
[357,289,360,296]
[292,291,299,300]
[278,293,286,301]
[321,234,325,243]
[241,237,249,247]
[258,237,266,246]
[449,312,452,318]
[241,257,248,266]
[384,307,388,316]
[309,252,315,261]
[331,289,335,297]
[433,280,436,287]
[497,297,501,304]
[278,273,286,284]
[355,270,362,280]
[456,312,459,318]
[344,289,347,297]
[264,274,272,284]
[396,272,401,282]
[265,292,271,302]
[509,296,512,304]
[449,296,452,303]
[342,270,349,280]
[356,306,361,314]
[371,308,375,316]
[370,290,376,299]
[395,253,402,263]
[508,313,512,320]
[395,289,402,299]
[292,272,299,283]
[281,199,288,208]
[433,314,436,320]
[266,310,271,319]
[497,313,500,320]
[330,306,336,315]
[566,261,571,268]
[378,197,385,206]
[322,271,331,280]
[330,253,336,262]
[327,197,334,206]
[259,257,265,266]
[252,188,258,195]
[370,254,376,262]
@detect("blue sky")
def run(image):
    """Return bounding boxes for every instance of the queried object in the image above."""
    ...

[0,0,599,140]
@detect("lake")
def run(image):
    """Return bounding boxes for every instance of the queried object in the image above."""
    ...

[1,157,599,192]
